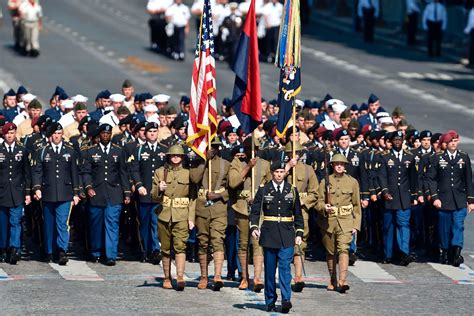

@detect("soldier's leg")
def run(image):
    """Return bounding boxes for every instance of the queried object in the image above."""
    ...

[158,219,173,289]
[22,23,32,54]
[224,224,237,280]
[54,202,72,265]
[382,209,395,260]
[277,246,294,305]
[88,206,104,259]
[8,204,23,264]
[104,204,122,261]
[263,247,278,308]
[177,27,185,60]
[196,215,210,289]
[437,209,451,264]
[209,215,227,291]
[42,202,56,257]
[235,212,249,289]
[451,207,467,267]
[149,204,161,264]
[30,22,39,55]
[321,231,337,290]
[336,229,352,292]
[0,207,9,254]
[171,220,189,290]
[138,203,151,256]
[395,209,411,257]
[293,210,309,290]
[252,240,264,292]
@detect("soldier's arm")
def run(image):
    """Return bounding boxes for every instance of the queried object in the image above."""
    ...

[408,155,419,201]
[249,186,264,232]
[425,155,439,201]
[316,179,327,216]
[129,149,143,189]
[359,152,370,200]
[464,154,474,205]
[217,163,230,202]
[188,198,196,224]
[119,149,132,198]
[292,187,304,238]
[189,163,206,184]
[377,156,389,196]
[82,148,93,191]
[228,158,245,189]
[352,179,362,231]
[303,166,319,210]
[23,150,32,197]
[31,148,42,192]
[150,168,163,202]
[70,147,80,197]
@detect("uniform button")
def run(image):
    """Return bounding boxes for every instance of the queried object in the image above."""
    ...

[56,175,59,178]
[105,172,108,175]
[56,170,59,173]
[397,183,400,185]
[105,178,108,181]
[9,166,12,169]
[451,178,454,181]
[105,166,108,169]
[9,178,12,181]
[451,184,454,187]
[105,160,108,163]
[9,172,11,175]
[152,158,155,162]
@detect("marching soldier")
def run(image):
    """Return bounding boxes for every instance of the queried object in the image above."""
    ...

[228,140,271,291]
[250,161,304,313]
[426,131,474,266]
[0,123,31,264]
[190,138,230,291]
[316,154,361,293]
[358,0,379,42]
[81,124,131,266]
[284,142,319,293]
[151,145,194,290]
[130,122,167,264]
[18,0,43,57]
[422,0,447,58]
[32,122,80,265]
[378,131,417,266]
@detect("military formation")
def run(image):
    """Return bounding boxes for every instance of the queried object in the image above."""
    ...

[0,80,473,312]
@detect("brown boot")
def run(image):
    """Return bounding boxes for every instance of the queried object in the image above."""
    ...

[212,251,224,291]
[338,253,350,293]
[292,255,306,292]
[326,255,337,291]
[162,255,173,289]
[175,253,186,291]
[197,254,208,290]
[252,255,264,293]
[238,252,249,290]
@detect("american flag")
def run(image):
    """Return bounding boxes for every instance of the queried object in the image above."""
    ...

[186,0,217,159]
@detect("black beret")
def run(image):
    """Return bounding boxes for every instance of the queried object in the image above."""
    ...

[46,122,63,137]
[270,161,286,172]
[419,130,432,139]
[145,122,159,132]
[98,124,113,133]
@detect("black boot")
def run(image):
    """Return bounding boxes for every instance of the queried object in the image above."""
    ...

[0,249,6,263]
[9,248,20,265]
[439,249,448,264]
[186,243,193,263]
[58,250,69,266]
[452,246,464,267]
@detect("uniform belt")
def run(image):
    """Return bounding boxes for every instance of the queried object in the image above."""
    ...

[263,216,293,222]
[331,205,353,217]
[299,192,308,198]
[239,190,251,199]
[162,196,190,208]
[198,188,225,199]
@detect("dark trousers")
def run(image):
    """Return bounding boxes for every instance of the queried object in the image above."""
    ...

[407,12,418,45]
[263,246,294,306]
[224,225,240,277]
[469,30,474,66]
[148,15,167,51]
[438,208,467,250]
[264,26,280,60]
[138,203,160,254]
[170,26,186,55]
[427,21,443,57]
[362,8,376,42]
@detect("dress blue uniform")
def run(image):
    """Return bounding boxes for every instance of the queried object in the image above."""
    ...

[250,170,304,312]
[32,137,80,259]
[378,138,418,264]
[81,133,131,263]
[426,148,474,266]
[130,139,167,259]
[0,135,31,263]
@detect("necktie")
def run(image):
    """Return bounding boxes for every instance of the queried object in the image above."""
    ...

[8,146,12,153]
[55,146,60,154]
[152,145,156,152]
[434,3,438,21]
[343,150,347,157]
[104,146,108,155]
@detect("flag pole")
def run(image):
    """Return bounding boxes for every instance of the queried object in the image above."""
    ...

[208,129,212,194]
[292,98,296,187]
[251,132,256,199]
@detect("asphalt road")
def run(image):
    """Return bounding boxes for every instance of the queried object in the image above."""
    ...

[0,1,473,314]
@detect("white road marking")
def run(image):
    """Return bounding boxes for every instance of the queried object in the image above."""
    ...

[49,260,104,281]
[97,46,105,51]
[349,261,402,283]
[106,51,115,57]
[0,268,10,281]
[428,263,474,285]
[399,72,425,79]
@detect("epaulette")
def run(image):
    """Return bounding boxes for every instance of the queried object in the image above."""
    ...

[111,143,122,149]
[404,149,414,155]
[64,141,74,149]
[459,150,467,155]
[80,145,89,151]
[436,151,444,156]
[381,150,390,156]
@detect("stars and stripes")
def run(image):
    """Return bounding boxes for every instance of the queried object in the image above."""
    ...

[186,0,218,159]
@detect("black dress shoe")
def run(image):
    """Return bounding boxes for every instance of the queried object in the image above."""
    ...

[90,256,100,263]
[58,251,68,266]
[105,259,116,266]
[400,254,415,267]
[439,249,448,264]
[281,301,292,314]
[9,248,20,265]
[452,246,464,267]
[140,253,148,263]
[291,281,305,293]
[0,249,6,263]
[150,251,162,265]
[382,257,392,264]
[266,302,277,312]
[44,254,53,263]
[349,253,358,266]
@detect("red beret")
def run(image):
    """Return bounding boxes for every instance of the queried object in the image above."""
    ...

[31,117,39,128]
[218,120,232,134]
[361,124,372,136]
[316,126,327,138]
[2,122,17,136]
[443,130,459,143]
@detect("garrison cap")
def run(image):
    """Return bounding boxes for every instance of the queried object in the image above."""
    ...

[359,103,368,111]
[54,86,65,96]
[28,99,42,110]
[16,86,28,95]
[74,102,87,111]
[102,90,111,99]
[5,89,16,97]
[368,93,379,104]
[122,79,133,88]
[58,92,69,101]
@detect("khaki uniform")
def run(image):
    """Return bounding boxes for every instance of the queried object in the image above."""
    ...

[158,126,172,142]
[151,165,194,255]
[286,162,319,254]
[16,118,33,140]
[317,173,361,255]
[63,121,80,141]
[229,157,271,255]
